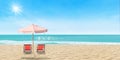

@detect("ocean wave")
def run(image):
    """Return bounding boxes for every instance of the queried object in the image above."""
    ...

[0,40,120,45]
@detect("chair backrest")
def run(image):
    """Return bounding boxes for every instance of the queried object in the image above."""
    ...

[24,44,31,50]
[37,44,45,50]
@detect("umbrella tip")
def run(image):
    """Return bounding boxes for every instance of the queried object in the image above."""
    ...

[32,24,36,26]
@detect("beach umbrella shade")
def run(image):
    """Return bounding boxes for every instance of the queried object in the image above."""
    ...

[19,24,47,57]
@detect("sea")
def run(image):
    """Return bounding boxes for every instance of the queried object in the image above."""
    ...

[0,35,120,45]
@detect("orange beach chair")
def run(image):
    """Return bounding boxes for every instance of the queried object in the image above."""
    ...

[24,44,32,54]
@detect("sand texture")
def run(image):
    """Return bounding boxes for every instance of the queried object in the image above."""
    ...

[0,45,120,60]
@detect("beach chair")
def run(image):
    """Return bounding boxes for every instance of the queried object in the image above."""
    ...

[37,44,45,54]
[23,44,32,54]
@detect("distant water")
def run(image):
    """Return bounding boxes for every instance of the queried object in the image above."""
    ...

[0,35,120,45]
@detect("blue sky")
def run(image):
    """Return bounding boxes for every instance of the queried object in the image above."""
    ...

[0,0,119,34]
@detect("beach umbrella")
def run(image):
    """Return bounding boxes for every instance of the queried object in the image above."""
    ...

[19,24,47,57]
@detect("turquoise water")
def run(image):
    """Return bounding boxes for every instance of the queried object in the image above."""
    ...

[0,35,120,44]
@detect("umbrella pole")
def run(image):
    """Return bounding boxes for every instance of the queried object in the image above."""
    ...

[32,33,35,57]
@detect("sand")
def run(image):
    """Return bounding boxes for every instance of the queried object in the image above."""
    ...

[0,44,120,60]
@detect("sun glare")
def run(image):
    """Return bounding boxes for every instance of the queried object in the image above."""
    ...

[12,4,22,15]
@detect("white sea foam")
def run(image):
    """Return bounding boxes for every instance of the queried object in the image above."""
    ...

[0,40,120,45]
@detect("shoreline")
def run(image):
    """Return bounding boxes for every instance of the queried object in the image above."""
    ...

[1,41,120,45]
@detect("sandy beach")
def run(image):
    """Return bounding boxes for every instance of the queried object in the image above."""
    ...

[0,45,120,60]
